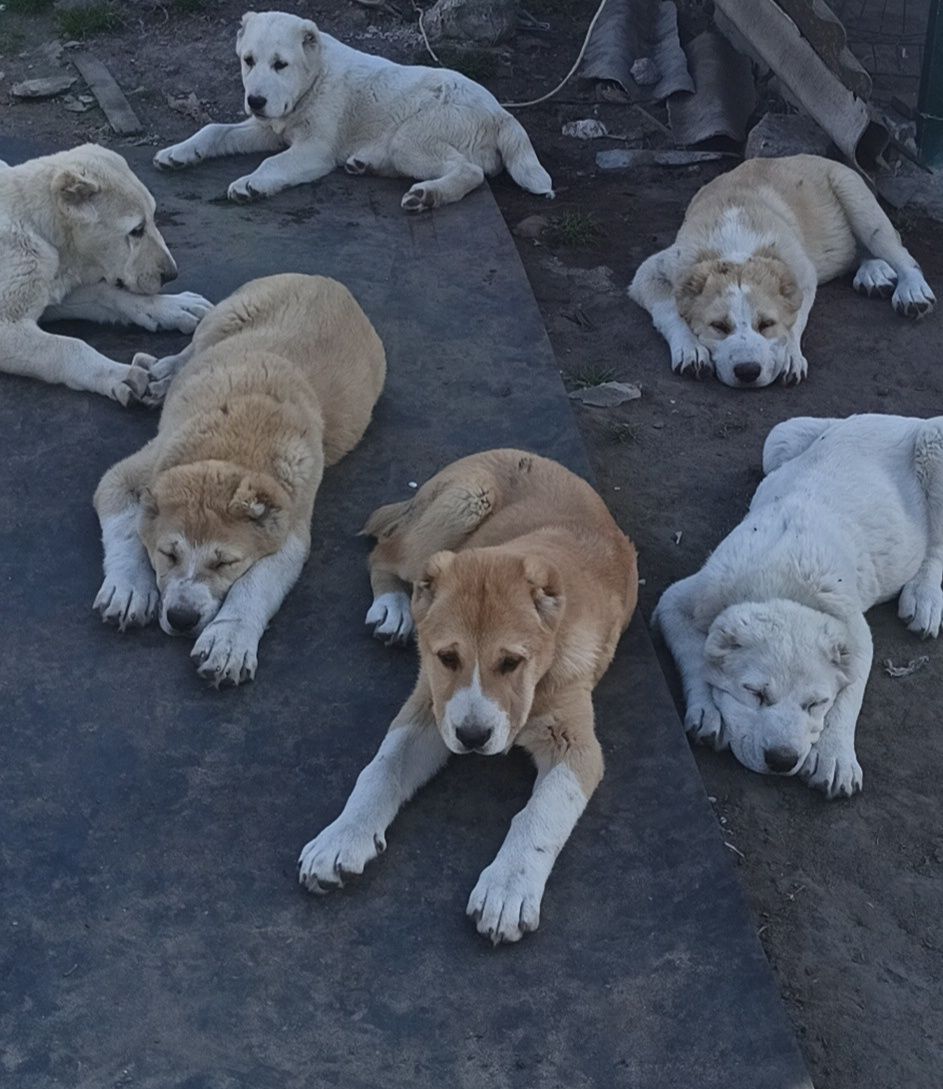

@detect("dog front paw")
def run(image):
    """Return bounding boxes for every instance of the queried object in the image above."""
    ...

[154,144,200,170]
[892,274,935,319]
[853,259,897,298]
[898,577,943,639]
[94,575,159,630]
[298,820,386,893]
[780,345,808,386]
[798,743,863,799]
[401,184,436,212]
[365,592,414,645]
[467,859,544,945]
[670,340,712,378]
[228,175,271,202]
[156,291,213,333]
[684,692,727,750]
[191,621,260,686]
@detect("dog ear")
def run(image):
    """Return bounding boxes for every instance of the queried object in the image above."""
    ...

[825,635,852,686]
[412,550,455,623]
[705,614,750,663]
[53,168,100,211]
[677,259,716,304]
[138,486,159,520]
[237,11,255,42]
[300,18,319,47]
[523,556,564,628]
[229,474,286,528]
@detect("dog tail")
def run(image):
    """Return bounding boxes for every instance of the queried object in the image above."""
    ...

[361,497,412,540]
[496,113,554,198]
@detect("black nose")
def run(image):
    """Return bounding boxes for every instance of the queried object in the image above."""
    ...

[455,723,493,751]
[247,94,267,113]
[764,746,800,774]
[166,605,200,633]
[160,266,177,285]
[734,362,762,384]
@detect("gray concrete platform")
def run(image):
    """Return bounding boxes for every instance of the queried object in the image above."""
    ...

[0,140,811,1089]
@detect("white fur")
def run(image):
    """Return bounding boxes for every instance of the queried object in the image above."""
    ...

[154,11,552,211]
[93,508,159,629]
[467,762,588,944]
[441,663,512,755]
[365,590,414,644]
[654,414,943,798]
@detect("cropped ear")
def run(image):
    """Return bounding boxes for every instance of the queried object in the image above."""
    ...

[411,550,454,623]
[138,485,158,520]
[237,10,256,43]
[705,612,752,664]
[300,18,319,47]
[523,556,564,628]
[229,474,287,530]
[824,634,852,686]
[749,252,802,314]
[53,168,100,212]
[677,259,722,304]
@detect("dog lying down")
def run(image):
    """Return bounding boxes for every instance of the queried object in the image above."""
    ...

[0,144,211,405]
[154,10,553,212]
[654,413,943,798]
[629,155,935,388]
[298,450,638,944]
[93,273,385,685]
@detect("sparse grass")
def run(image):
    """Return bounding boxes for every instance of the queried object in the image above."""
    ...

[172,0,208,11]
[566,363,616,389]
[608,421,640,446]
[0,26,26,53]
[57,2,122,39]
[5,0,54,13]
[436,47,499,82]
[551,210,601,247]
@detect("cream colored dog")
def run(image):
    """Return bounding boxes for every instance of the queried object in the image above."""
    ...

[629,155,935,388]
[0,144,211,405]
[298,450,638,944]
[93,273,385,685]
[154,10,553,211]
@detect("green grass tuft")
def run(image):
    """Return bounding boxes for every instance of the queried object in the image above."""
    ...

[566,363,616,389]
[551,210,600,247]
[57,3,122,39]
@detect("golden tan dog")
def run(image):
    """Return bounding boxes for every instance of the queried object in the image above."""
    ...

[93,273,385,684]
[299,450,637,944]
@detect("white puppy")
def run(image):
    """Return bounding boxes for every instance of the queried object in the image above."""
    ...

[0,145,211,405]
[154,10,553,211]
[629,155,935,388]
[654,414,943,798]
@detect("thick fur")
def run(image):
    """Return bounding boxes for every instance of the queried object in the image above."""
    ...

[0,144,211,405]
[154,10,553,211]
[298,450,638,944]
[629,155,935,388]
[93,273,385,684]
[654,414,943,798]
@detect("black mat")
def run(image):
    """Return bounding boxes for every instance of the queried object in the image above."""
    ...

[0,140,811,1089]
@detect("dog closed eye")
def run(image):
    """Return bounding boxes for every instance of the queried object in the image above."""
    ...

[710,320,732,335]
[802,697,829,713]
[159,548,178,566]
[209,556,238,571]
[743,684,772,706]
[756,317,776,332]
[437,649,460,671]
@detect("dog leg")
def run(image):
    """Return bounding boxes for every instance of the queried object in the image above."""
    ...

[898,422,943,638]
[829,165,935,317]
[762,417,838,475]
[797,615,870,798]
[628,251,712,377]
[468,690,601,945]
[93,443,160,629]
[44,284,213,334]
[190,533,309,685]
[1,321,149,405]
[227,142,335,202]
[154,119,284,170]
[365,569,415,646]
[652,576,726,748]
[400,153,485,212]
[779,262,817,386]
[298,677,449,891]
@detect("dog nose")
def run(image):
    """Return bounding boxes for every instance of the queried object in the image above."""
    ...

[247,94,267,113]
[734,362,762,384]
[455,722,493,752]
[160,267,177,285]
[166,605,200,633]
[764,746,800,774]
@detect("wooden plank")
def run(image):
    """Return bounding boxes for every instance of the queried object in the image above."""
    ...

[70,51,142,136]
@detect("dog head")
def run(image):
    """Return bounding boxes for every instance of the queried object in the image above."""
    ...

[677,252,802,388]
[139,460,290,637]
[236,11,321,120]
[52,144,177,294]
[412,549,564,755]
[704,600,851,776]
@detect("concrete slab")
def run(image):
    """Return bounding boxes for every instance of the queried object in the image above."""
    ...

[0,139,812,1089]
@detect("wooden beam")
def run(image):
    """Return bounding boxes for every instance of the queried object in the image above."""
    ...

[71,52,142,136]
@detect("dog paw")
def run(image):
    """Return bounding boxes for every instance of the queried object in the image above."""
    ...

[401,184,436,213]
[780,345,808,386]
[298,820,386,893]
[670,340,712,378]
[466,860,543,945]
[365,592,414,645]
[154,144,200,170]
[191,621,260,686]
[898,578,943,639]
[892,273,936,319]
[684,692,727,749]
[148,292,213,334]
[798,744,863,799]
[94,576,159,630]
[853,259,897,298]
[228,175,270,203]
[344,156,370,175]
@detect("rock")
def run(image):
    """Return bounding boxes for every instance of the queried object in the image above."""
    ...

[424,0,518,46]
[513,214,549,240]
[596,148,728,170]
[631,57,660,86]
[61,94,94,112]
[11,75,77,99]
[568,382,642,408]
[562,119,609,139]
[745,112,833,159]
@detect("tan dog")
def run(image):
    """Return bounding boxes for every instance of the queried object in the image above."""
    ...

[629,154,935,388]
[298,450,638,944]
[0,144,211,405]
[93,273,385,684]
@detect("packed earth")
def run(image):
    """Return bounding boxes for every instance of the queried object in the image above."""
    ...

[1,1,941,1086]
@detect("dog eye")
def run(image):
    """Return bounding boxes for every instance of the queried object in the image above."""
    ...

[272,59,288,71]
[159,549,178,566]
[244,54,255,67]
[803,698,828,713]
[498,655,522,675]
[129,223,145,239]
[744,684,769,706]
[757,318,776,332]
[437,650,460,671]
[210,557,237,572]
[710,320,732,335]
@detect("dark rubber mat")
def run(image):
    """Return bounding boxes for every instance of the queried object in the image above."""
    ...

[0,139,811,1089]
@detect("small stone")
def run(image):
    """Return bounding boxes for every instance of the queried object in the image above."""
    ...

[562,119,609,140]
[631,57,660,86]
[513,214,550,240]
[11,75,76,99]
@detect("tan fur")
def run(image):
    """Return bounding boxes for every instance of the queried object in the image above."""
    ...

[93,273,385,683]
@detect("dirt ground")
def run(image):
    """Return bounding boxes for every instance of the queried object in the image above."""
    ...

[1,2,941,1086]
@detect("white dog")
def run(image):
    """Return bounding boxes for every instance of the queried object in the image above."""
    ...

[0,145,211,405]
[653,414,943,798]
[154,10,553,211]
[629,155,935,388]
